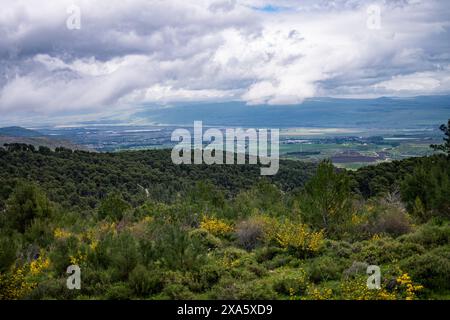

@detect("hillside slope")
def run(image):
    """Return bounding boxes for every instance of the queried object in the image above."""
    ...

[0,126,93,152]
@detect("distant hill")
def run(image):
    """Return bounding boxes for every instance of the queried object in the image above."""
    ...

[136,95,450,129]
[0,126,44,137]
[0,126,93,152]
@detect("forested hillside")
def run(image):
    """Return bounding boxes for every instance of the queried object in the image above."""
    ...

[0,136,449,300]
[0,146,316,211]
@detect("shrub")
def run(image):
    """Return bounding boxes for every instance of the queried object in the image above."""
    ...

[360,203,412,237]
[3,182,53,233]
[129,264,164,296]
[342,261,369,279]
[322,240,353,259]
[0,236,17,273]
[235,216,266,250]
[76,266,114,297]
[161,284,195,300]
[400,246,450,292]
[264,219,325,257]
[199,216,233,237]
[401,157,450,221]
[0,267,34,299]
[299,160,353,235]
[237,280,278,300]
[24,218,54,247]
[262,252,295,270]
[156,224,206,272]
[307,256,343,283]
[254,246,284,263]
[352,237,425,265]
[108,232,140,280]
[105,283,133,300]
[339,275,398,300]
[27,278,78,300]
[193,262,225,291]
[220,247,248,263]
[399,220,450,248]
[210,277,277,300]
[49,235,80,273]
[189,228,221,250]
[271,268,309,296]
[98,193,130,221]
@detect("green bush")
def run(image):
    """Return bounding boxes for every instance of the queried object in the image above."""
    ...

[271,268,309,296]
[105,282,133,300]
[322,240,353,259]
[352,237,425,265]
[192,262,225,291]
[400,246,450,292]
[27,278,79,300]
[109,232,140,280]
[77,266,114,297]
[155,225,206,272]
[188,228,221,250]
[401,157,450,221]
[254,246,284,263]
[98,193,130,221]
[0,236,17,273]
[24,218,54,247]
[307,256,343,283]
[129,264,164,296]
[161,284,195,300]
[210,277,277,300]
[299,160,353,236]
[3,182,53,233]
[399,221,450,248]
[342,261,369,279]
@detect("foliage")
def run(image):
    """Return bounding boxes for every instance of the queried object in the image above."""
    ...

[430,119,450,156]
[235,216,266,250]
[0,143,449,300]
[199,216,233,237]
[98,193,131,221]
[339,272,423,300]
[263,218,324,257]
[2,182,53,233]
[401,156,450,221]
[299,160,353,236]
[400,246,450,292]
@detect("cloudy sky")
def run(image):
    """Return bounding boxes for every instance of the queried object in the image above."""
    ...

[0,0,449,124]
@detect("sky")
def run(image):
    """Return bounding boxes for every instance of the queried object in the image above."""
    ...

[0,0,449,125]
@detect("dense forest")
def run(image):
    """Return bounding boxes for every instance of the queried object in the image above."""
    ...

[0,121,449,300]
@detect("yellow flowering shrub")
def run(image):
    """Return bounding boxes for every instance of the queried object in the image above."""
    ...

[0,268,35,300]
[340,275,396,300]
[29,253,50,275]
[200,216,233,236]
[97,221,117,236]
[54,228,72,240]
[298,285,333,300]
[396,273,423,300]
[265,219,324,256]
[340,272,423,300]
[371,233,382,241]
[0,251,51,300]
[69,250,87,265]
[89,240,99,251]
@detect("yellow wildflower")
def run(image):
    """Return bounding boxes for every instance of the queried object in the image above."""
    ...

[200,216,233,236]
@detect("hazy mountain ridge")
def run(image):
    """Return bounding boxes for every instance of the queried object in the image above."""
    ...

[135,96,450,129]
[0,126,93,152]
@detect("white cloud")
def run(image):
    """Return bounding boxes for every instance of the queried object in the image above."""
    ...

[0,0,449,121]
[374,69,450,93]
